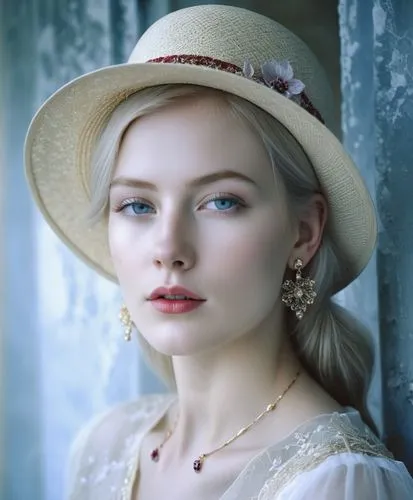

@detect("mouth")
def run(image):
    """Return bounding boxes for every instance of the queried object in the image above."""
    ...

[148,286,205,301]
[149,295,205,314]
[156,294,198,301]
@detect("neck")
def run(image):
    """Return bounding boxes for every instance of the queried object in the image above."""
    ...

[167,316,302,460]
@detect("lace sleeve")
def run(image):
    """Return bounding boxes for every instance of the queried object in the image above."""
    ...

[275,452,413,500]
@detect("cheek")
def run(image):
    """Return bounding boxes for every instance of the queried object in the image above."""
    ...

[217,217,291,276]
[108,217,125,265]
[108,217,143,282]
[208,218,292,317]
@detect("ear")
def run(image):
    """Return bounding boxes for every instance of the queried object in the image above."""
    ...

[288,193,327,268]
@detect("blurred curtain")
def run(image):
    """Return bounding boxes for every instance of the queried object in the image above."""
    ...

[339,0,413,472]
[1,1,169,499]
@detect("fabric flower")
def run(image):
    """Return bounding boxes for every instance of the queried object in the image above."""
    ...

[261,60,305,98]
[242,60,255,79]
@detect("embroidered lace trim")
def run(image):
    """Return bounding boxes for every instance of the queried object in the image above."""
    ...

[257,412,392,499]
[69,396,393,500]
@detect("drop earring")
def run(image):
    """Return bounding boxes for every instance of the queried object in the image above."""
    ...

[119,304,133,341]
[281,258,316,320]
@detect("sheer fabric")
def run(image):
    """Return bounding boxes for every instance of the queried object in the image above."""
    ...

[67,394,413,499]
[276,453,413,499]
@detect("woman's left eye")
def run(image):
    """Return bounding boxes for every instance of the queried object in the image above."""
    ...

[201,196,243,212]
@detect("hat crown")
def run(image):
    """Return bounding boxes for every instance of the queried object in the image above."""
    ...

[128,4,335,131]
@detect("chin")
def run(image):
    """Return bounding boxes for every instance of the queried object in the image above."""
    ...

[138,323,217,357]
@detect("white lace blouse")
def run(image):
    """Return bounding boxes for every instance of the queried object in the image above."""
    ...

[67,394,413,499]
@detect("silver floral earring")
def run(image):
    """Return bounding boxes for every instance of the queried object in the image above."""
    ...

[119,304,133,341]
[281,258,316,320]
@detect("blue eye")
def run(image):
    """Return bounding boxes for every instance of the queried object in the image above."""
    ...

[114,195,244,216]
[213,199,238,210]
[120,201,155,215]
[203,196,242,212]
[132,202,153,214]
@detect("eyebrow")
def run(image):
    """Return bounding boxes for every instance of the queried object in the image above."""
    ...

[110,170,258,191]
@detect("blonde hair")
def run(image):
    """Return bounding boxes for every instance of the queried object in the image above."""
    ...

[88,85,375,428]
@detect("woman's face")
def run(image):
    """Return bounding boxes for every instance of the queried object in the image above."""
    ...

[108,95,297,356]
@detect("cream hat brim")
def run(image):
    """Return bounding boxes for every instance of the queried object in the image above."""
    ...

[24,5,377,293]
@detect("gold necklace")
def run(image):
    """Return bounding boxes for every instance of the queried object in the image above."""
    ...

[150,371,300,472]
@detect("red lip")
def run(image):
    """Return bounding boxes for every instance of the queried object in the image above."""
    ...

[148,286,206,315]
[148,286,204,301]
[150,299,204,314]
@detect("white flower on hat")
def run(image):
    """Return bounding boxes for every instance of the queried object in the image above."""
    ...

[262,60,305,98]
[243,59,305,99]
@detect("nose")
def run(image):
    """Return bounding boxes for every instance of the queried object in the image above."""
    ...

[152,214,196,272]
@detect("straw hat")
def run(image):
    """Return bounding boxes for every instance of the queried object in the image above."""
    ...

[24,4,376,292]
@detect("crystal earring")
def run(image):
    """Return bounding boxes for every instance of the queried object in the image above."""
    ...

[119,304,133,341]
[281,258,316,320]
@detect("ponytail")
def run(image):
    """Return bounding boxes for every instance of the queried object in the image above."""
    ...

[288,236,376,431]
[291,298,375,430]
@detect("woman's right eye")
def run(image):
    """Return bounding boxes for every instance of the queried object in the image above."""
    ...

[117,199,155,216]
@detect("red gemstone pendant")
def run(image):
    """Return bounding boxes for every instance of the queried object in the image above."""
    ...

[193,459,202,472]
[151,448,160,462]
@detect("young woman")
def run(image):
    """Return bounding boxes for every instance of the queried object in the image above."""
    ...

[25,4,413,499]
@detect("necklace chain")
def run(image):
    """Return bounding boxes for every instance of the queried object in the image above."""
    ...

[150,371,301,472]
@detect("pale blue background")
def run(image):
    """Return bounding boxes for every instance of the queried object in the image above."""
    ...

[1,0,412,499]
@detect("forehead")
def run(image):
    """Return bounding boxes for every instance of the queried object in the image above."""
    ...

[115,94,275,185]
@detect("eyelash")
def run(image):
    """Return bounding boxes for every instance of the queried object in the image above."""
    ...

[112,193,246,216]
